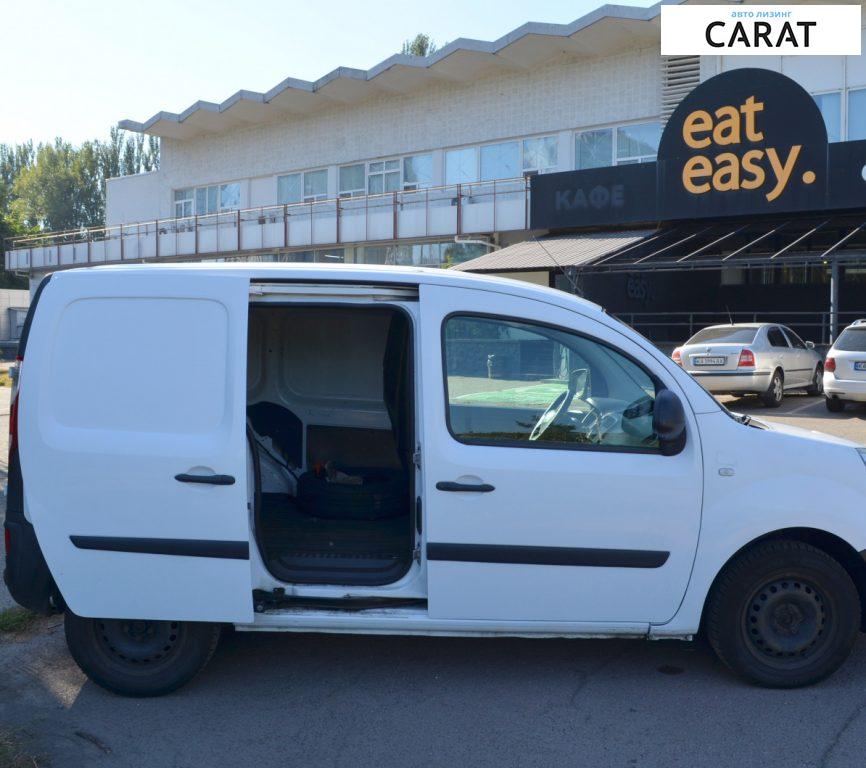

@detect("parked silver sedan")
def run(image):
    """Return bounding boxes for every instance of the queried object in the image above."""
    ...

[672,323,824,407]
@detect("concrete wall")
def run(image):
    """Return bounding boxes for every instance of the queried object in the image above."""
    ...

[105,171,163,226]
[0,289,30,342]
[116,47,662,221]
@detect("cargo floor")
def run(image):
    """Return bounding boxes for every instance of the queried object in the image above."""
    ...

[259,493,413,586]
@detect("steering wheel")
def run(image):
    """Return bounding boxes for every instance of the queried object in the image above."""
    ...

[528,369,590,442]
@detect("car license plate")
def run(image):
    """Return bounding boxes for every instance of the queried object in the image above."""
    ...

[693,356,726,366]
[855,362,866,371]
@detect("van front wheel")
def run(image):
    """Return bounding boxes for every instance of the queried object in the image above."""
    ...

[64,613,220,697]
[705,540,859,688]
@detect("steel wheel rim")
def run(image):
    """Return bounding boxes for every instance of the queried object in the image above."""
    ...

[96,619,182,665]
[742,578,829,667]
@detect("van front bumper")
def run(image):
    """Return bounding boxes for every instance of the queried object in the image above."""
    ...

[824,374,866,402]
[685,369,772,395]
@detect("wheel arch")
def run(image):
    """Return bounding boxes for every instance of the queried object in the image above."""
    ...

[701,527,866,632]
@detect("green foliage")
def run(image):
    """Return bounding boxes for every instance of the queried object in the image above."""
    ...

[0,729,47,768]
[5,130,159,233]
[402,33,437,57]
[0,128,159,283]
[0,607,36,633]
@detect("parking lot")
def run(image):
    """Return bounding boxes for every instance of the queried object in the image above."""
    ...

[1,390,865,768]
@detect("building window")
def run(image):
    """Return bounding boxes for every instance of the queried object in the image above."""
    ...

[368,159,401,195]
[575,128,614,170]
[480,141,520,181]
[848,88,866,142]
[175,182,241,217]
[616,122,663,164]
[813,91,842,143]
[278,169,328,204]
[339,164,366,198]
[575,122,662,170]
[403,153,433,189]
[445,147,478,185]
[522,136,558,174]
[174,189,194,218]
[218,183,240,211]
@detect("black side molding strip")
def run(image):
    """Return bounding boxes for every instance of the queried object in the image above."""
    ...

[70,536,249,560]
[426,543,669,569]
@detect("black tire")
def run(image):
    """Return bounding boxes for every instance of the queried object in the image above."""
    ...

[826,396,845,413]
[760,370,784,408]
[64,613,220,697]
[705,540,860,688]
[806,364,824,396]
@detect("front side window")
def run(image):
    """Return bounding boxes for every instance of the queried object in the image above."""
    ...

[368,159,401,194]
[575,129,613,170]
[782,327,807,349]
[443,315,659,450]
[523,136,558,173]
[339,164,366,198]
[849,88,866,141]
[403,153,433,189]
[445,147,478,185]
[813,91,842,143]
[616,122,662,164]
[480,141,520,181]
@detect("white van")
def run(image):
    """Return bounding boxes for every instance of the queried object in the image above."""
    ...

[5,264,866,695]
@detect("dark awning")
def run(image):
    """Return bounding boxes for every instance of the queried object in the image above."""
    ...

[451,231,654,272]
[582,214,866,273]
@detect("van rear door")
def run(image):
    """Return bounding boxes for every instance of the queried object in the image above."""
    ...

[18,270,253,623]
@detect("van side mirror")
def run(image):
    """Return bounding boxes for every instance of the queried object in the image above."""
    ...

[653,389,686,456]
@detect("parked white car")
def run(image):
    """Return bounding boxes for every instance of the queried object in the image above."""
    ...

[824,321,866,411]
[5,265,866,696]
[672,323,824,407]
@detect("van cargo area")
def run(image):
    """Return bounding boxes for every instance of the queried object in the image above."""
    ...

[247,303,415,586]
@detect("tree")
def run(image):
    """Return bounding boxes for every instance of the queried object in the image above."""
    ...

[402,33,437,57]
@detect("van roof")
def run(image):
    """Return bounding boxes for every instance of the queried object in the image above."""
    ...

[58,261,604,315]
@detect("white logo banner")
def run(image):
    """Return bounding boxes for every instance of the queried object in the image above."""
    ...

[661,5,861,56]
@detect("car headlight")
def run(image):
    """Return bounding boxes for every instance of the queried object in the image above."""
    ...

[857,448,866,467]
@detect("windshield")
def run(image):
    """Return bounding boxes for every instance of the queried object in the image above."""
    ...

[834,328,866,352]
[687,326,758,345]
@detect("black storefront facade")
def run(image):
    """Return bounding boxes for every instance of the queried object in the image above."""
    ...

[458,68,866,346]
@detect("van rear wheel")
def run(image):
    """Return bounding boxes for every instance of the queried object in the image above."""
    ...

[64,613,220,697]
[705,540,859,688]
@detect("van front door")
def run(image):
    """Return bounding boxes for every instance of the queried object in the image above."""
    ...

[19,271,253,623]
[420,284,703,625]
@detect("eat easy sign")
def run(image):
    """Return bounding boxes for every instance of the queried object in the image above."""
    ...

[680,96,815,203]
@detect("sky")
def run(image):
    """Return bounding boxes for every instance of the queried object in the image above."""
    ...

[0,0,657,147]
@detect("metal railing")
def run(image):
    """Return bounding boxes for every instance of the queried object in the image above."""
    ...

[4,177,531,272]
[612,310,866,346]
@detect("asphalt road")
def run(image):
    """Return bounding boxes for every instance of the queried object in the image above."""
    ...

[1,391,865,768]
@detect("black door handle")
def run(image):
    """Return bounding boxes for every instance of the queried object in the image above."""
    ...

[436,481,495,493]
[175,473,236,486]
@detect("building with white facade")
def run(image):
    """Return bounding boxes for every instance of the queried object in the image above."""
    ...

[6,0,866,342]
